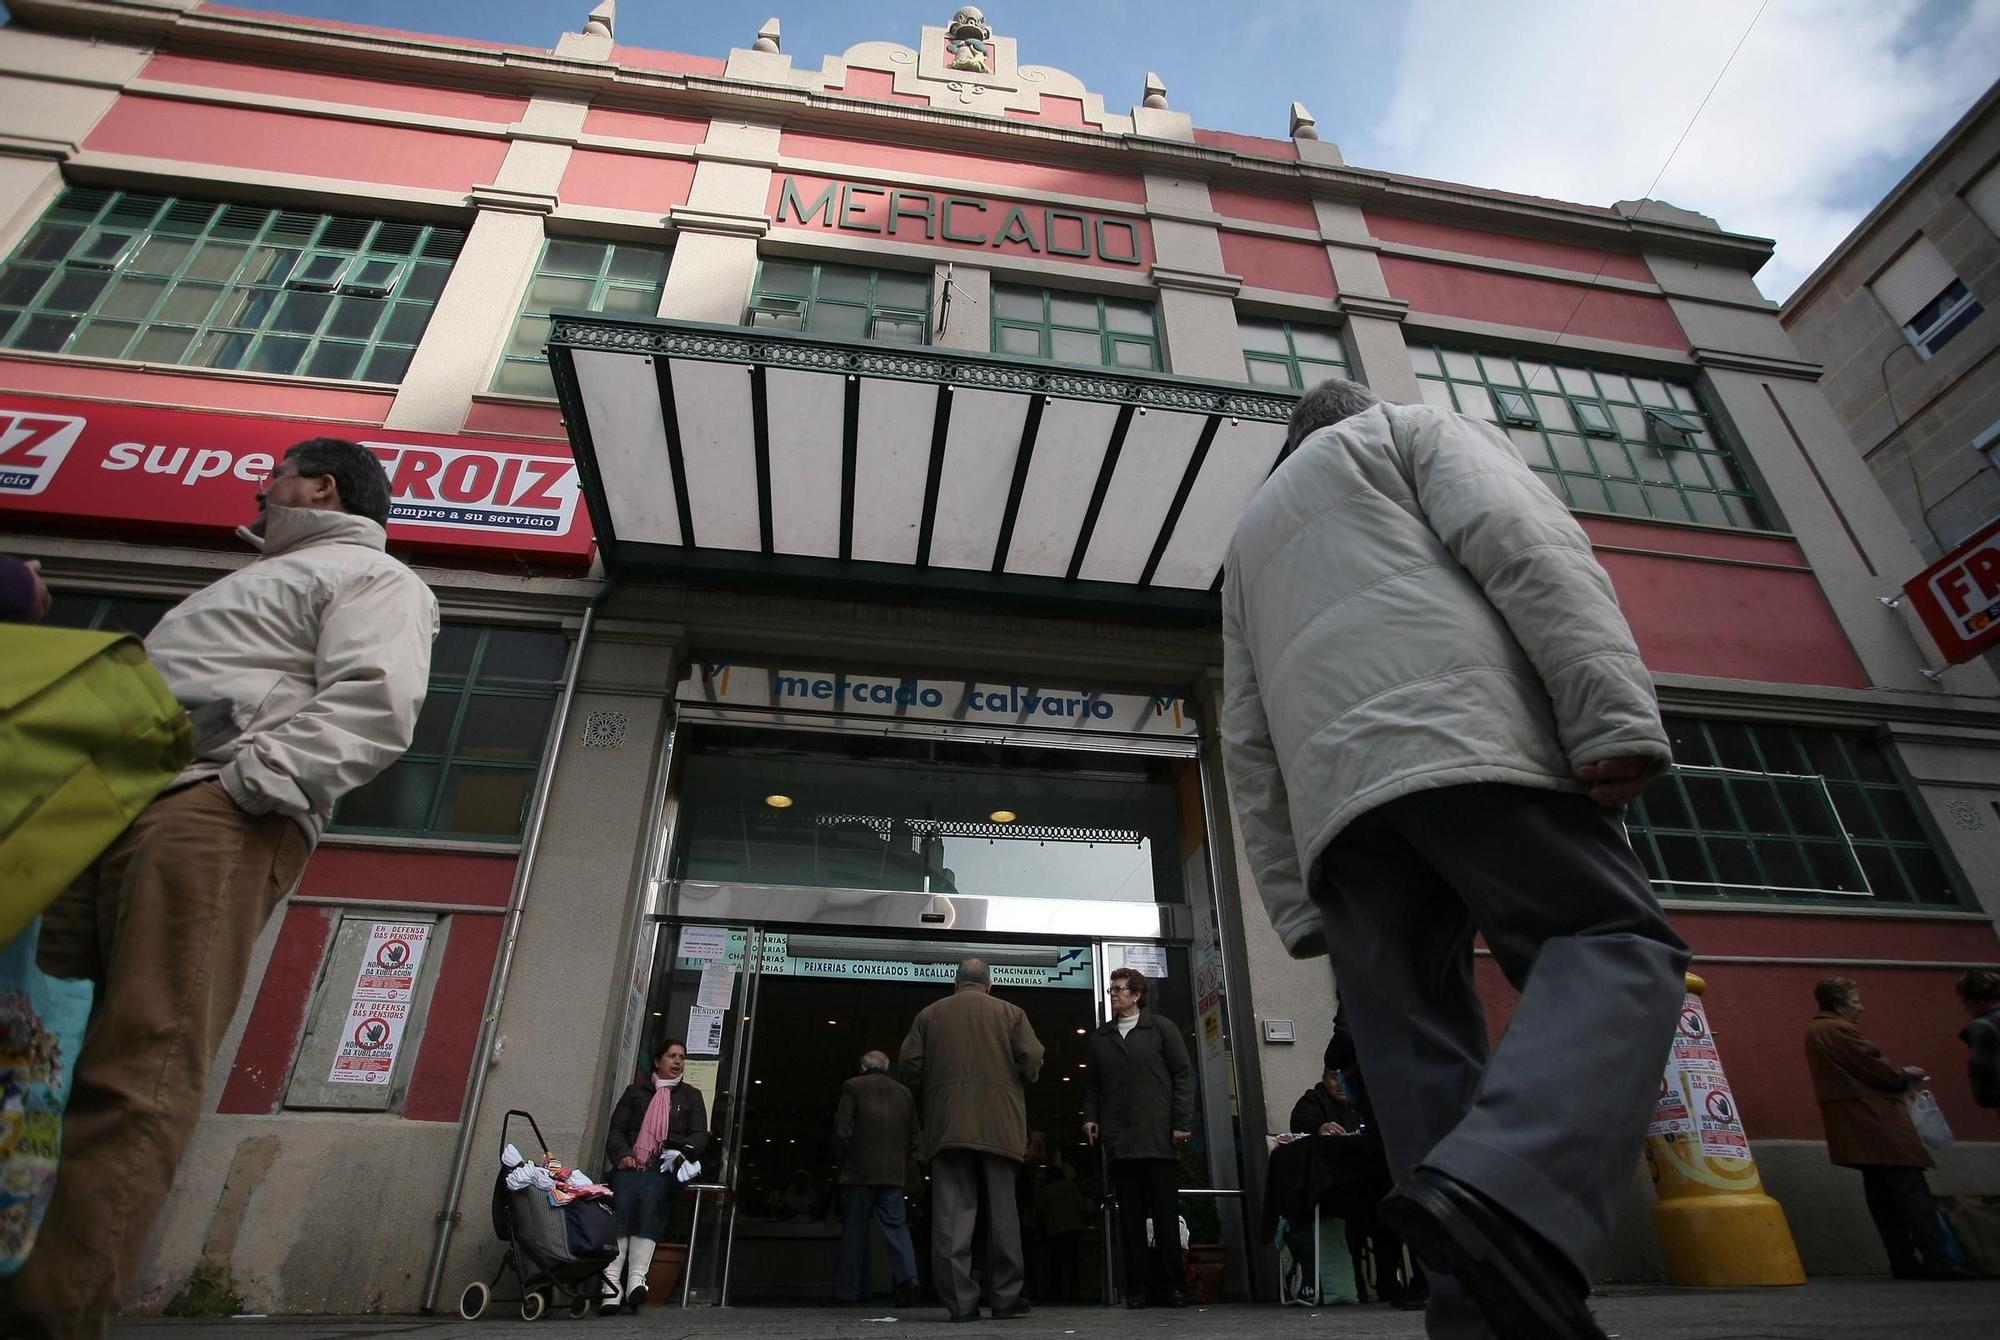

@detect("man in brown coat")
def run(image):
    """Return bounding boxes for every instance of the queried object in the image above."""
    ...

[899,958,1045,1322]
[833,1050,922,1306]
[1803,977,1970,1280]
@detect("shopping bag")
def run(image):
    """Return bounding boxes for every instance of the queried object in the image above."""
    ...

[0,627,191,944]
[1906,1088,1953,1152]
[0,915,94,1275]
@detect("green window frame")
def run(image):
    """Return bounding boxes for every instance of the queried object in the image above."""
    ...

[0,187,464,384]
[330,624,570,842]
[746,259,929,344]
[491,237,671,397]
[990,283,1160,370]
[1409,342,1767,530]
[1239,316,1350,389]
[1626,717,1965,906]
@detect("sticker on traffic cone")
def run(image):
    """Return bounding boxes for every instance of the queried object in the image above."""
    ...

[1643,973,1805,1286]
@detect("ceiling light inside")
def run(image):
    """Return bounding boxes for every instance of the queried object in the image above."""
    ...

[765,794,794,809]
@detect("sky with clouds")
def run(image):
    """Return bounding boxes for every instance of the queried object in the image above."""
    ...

[29,0,1999,300]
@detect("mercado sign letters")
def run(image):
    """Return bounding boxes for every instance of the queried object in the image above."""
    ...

[772,175,1146,267]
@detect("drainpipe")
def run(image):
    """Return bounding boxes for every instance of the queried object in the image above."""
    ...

[420,600,596,1314]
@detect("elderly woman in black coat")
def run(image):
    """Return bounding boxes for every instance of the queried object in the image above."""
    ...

[598,1037,711,1313]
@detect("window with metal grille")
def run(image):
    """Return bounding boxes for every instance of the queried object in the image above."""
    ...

[0,186,464,384]
[745,260,929,343]
[990,283,1160,370]
[1239,316,1350,389]
[330,624,570,841]
[36,591,178,639]
[1625,717,1966,906]
[1409,342,1767,530]
[491,237,670,397]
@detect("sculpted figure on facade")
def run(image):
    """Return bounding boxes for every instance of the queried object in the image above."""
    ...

[945,7,993,72]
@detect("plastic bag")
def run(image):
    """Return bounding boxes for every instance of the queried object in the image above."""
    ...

[0,915,95,1276]
[1907,1088,1953,1152]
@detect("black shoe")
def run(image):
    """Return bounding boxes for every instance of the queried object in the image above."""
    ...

[1379,1171,1604,1340]
[1124,1296,1147,1309]
[1161,1290,1186,1308]
[596,1301,620,1317]
[624,1283,648,1310]
[992,1302,1031,1320]
[946,1308,979,1323]
[893,1280,921,1308]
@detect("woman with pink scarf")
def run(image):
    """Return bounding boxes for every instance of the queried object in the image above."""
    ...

[598,1037,711,1313]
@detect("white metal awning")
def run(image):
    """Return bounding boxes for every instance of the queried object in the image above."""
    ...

[546,316,1297,622]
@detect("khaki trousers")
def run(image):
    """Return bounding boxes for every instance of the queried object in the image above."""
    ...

[0,780,308,1340]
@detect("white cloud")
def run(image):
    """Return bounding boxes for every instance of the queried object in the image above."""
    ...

[1354,0,2000,300]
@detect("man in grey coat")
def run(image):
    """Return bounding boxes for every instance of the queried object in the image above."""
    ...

[1221,379,1690,1340]
[899,959,1045,1322]
[833,1050,922,1306]
[1083,967,1194,1308]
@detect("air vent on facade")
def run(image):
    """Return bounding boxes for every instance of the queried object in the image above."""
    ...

[159,200,219,234]
[419,228,467,261]
[372,221,422,256]
[318,217,374,252]
[215,204,271,237]
[53,186,113,221]
[581,711,628,749]
[268,211,320,241]
[105,193,166,226]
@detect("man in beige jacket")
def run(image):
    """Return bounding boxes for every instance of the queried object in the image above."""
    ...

[898,958,1044,1322]
[2,438,437,1339]
[1222,380,1689,1340]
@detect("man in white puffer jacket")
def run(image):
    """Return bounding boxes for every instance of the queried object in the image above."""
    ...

[4,439,436,1340]
[1222,379,1689,1340]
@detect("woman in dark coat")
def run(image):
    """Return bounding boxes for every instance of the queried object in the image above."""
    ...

[598,1037,712,1313]
[1803,977,1968,1280]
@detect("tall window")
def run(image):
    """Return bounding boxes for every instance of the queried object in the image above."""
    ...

[1870,236,1982,360]
[1239,316,1349,388]
[991,284,1159,370]
[1625,716,1964,906]
[745,260,928,343]
[491,238,670,397]
[0,187,463,383]
[1409,342,1766,530]
[331,624,569,841]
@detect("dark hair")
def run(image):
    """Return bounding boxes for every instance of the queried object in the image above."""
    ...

[1814,977,1858,1011]
[1958,970,2000,1003]
[1110,967,1148,1003]
[285,437,392,529]
[1285,377,1380,452]
[652,1036,687,1063]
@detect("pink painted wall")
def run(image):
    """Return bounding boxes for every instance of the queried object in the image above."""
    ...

[834,67,932,108]
[781,130,1147,205]
[1220,230,1335,298]
[86,96,507,192]
[196,3,537,52]
[1368,212,1655,284]
[611,45,728,77]
[1192,127,1299,161]
[0,355,396,425]
[140,51,528,122]
[1004,95,1095,129]
[558,149,697,214]
[464,400,567,441]
[1209,186,1319,232]
[1382,254,1688,349]
[581,106,708,145]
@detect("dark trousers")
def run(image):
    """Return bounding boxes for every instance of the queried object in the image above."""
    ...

[1312,783,1689,1340]
[1857,1165,1953,1276]
[1111,1157,1182,1301]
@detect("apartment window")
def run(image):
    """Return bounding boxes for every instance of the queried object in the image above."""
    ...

[1872,236,1982,359]
[37,592,178,639]
[746,260,928,343]
[1625,717,1965,906]
[330,624,569,842]
[492,238,670,397]
[991,284,1159,370]
[1968,159,2000,237]
[1239,316,1349,389]
[1410,342,1767,530]
[0,187,463,383]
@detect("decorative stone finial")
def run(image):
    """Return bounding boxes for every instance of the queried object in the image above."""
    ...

[1289,101,1318,140]
[1143,72,1168,110]
[753,18,781,53]
[583,0,615,38]
[945,6,994,73]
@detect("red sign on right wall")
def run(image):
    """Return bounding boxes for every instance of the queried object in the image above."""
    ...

[1904,514,2000,663]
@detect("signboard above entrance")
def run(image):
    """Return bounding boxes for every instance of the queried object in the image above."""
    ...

[677,661,1197,737]
[770,174,1152,270]
[1902,514,2000,664]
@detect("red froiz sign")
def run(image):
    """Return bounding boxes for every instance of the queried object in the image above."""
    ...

[1903,514,2000,664]
[0,395,591,561]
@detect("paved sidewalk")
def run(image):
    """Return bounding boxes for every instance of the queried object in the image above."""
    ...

[112,1278,2000,1339]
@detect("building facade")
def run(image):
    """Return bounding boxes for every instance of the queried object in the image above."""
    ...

[1,0,1996,1317]
[1782,79,2000,567]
